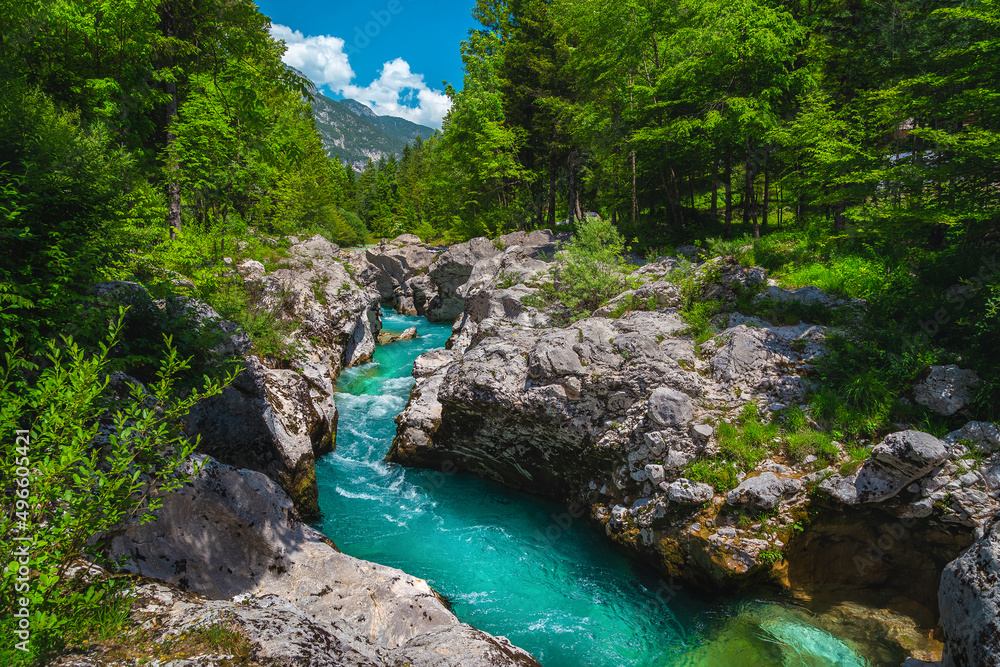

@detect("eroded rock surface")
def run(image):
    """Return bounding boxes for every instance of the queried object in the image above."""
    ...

[938,515,1000,667]
[386,241,997,664]
[109,456,541,667]
[914,365,981,417]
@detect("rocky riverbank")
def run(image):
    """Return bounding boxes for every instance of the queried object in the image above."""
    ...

[83,233,560,666]
[90,230,998,665]
[375,237,999,666]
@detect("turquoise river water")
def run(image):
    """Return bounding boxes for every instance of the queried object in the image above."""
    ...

[314,309,878,667]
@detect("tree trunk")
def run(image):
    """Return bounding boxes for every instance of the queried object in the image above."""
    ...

[834,197,848,232]
[166,78,181,240]
[743,143,753,230]
[711,164,718,221]
[631,150,638,223]
[724,157,733,239]
[762,166,771,231]
[567,150,579,223]
[546,152,557,228]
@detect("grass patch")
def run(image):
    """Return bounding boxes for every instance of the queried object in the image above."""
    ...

[685,459,741,493]
[681,299,723,344]
[717,403,780,470]
[775,406,839,464]
[609,293,660,318]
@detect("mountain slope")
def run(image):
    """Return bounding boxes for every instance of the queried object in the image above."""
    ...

[295,71,434,170]
[338,99,433,148]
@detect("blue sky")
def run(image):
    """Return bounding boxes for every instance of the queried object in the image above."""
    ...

[256,0,478,128]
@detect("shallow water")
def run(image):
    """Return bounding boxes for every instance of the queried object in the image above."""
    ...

[314,308,875,667]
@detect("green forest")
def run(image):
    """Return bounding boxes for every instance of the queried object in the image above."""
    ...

[1,0,999,660]
[4,0,997,407]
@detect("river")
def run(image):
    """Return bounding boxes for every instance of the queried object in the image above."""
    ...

[313,308,875,667]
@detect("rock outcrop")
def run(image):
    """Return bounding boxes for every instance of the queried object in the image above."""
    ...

[110,456,541,667]
[388,257,842,587]
[385,241,997,663]
[183,235,385,518]
[185,356,333,519]
[937,516,1000,667]
[914,365,981,417]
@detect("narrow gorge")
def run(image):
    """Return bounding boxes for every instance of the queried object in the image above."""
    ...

[90,231,1000,666]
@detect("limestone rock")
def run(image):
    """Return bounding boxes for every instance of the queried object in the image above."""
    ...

[164,295,251,359]
[413,349,459,379]
[185,356,331,518]
[389,310,696,499]
[365,237,438,292]
[592,281,682,318]
[648,387,694,427]
[694,257,767,305]
[668,479,714,504]
[644,464,666,486]
[262,242,382,368]
[938,517,1000,667]
[426,237,502,322]
[726,472,802,510]
[946,421,1000,452]
[854,430,950,503]
[110,457,540,667]
[706,322,819,403]
[290,234,339,259]
[914,365,980,416]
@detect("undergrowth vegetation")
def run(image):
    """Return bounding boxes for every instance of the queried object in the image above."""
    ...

[685,404,843,493]
[523,217,641,324]
[0,316,231,664]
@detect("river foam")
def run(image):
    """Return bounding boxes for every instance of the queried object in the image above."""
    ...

[315,308,879,667]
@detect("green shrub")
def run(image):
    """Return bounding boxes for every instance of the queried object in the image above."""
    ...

[555,217,634,315]
[0,316,230,662]
[681,300,722,345]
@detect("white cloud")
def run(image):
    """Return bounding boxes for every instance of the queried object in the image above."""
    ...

[271,24,354,91]
[343,59,451,128]
[271,25,451,128]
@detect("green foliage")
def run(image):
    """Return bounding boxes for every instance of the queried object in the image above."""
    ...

[685,459,740,493]
[758,547,784,565]
[0,82,157,343]
[527,216,636,322]
[681,300,723,345]
[717,403,780,471]
[146,233,302,362]
[556,217,633,314]
[0,317,230,661]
